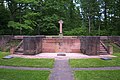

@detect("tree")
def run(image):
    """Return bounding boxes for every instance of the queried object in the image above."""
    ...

[0,0,120,35]
[0,1,10,34]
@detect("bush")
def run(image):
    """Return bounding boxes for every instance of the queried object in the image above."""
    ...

[64,27,88,36]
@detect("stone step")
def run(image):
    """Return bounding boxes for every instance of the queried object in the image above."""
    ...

[18,48,23,50]
[100,50,107,52]
[100,48,106,50]
[15,50,23,53]
[100,45,103,47]
[19,47,23,49]
[100,46,104,47]
[14,52,23,55]
[100,47,105,49]
[100,46,105,48]
[99,52,108,55]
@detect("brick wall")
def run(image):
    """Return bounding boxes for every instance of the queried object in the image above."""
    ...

[22,36,101,55]
[42,37,80,53]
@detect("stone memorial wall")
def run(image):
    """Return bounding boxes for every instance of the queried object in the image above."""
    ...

[42,37,80,53]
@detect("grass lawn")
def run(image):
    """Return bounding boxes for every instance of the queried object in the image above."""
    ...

[0,68,50,80]
[69,53,120,68]
[0,52,54,68]
[74,70,120,80]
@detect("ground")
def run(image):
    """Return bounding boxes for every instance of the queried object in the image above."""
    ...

[74,70,120,80]
[0,52,54,68]
[0,69,50,80]
[0,52,120,80]
[69,56,120,68]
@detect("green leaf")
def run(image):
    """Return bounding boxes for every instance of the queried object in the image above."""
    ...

[8,21,33,30]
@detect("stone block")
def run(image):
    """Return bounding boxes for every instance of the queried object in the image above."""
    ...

[57,53,66,56]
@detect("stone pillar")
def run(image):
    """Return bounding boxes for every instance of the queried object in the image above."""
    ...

[58,20,63,36]
[10,47,15,54]
[108,45,113,54]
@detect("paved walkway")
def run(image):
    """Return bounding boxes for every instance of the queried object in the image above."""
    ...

[11,53,116,59]
[49,57,74,80]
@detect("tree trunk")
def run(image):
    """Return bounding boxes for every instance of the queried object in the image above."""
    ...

[88,17,91,34]
[104,1,107,28]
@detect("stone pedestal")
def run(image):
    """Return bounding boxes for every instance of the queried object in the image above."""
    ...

[59,33,63,38]
[58,20,63,37]
[108,45,113,54]
[57,53,66,56]
[10,47,15,54]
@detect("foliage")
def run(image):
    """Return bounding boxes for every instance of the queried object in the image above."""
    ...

[0,0,120,35]
[64,27,88,36]
[8,21,33,30]
[0,3,10,34]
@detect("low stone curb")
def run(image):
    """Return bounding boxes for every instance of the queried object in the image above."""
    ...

[1,66,120,71]
[73,67,120,70]
[0,66,52,71]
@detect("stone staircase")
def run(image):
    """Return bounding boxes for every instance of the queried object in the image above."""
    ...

[15,45,23,54]
[99,41,108,55]
[14,40,23,54]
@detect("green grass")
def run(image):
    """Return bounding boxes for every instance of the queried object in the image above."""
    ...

[0,52,54,68]
[69,53,120,68]
[0,68,50,80]
[74,70,120,80]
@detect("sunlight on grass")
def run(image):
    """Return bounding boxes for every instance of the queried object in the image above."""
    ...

[70,53,120,68]
[74,70,120,80]
[0,68,50,80]
[0,52,54,68]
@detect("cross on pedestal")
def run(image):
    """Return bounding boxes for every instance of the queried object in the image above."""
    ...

[58,20,63,35]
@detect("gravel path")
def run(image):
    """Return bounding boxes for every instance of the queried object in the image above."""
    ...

[0,66,52,71]
[49,57,74,80]
[11,53,116,59]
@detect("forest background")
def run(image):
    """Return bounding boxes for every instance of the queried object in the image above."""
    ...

[0,0,120,36]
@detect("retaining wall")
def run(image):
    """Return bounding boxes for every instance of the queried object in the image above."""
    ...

[42,37,80,53]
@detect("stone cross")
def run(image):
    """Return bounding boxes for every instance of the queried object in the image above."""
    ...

[58,20,63,34]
